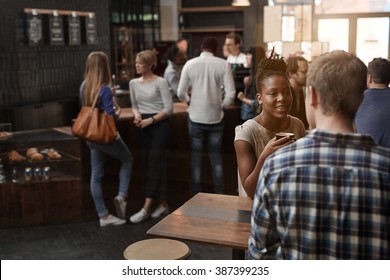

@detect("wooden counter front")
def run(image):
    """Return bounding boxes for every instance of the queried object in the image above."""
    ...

[111,103,241,199]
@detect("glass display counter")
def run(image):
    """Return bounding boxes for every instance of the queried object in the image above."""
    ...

[0,128,81,183]
[0,128,85,228]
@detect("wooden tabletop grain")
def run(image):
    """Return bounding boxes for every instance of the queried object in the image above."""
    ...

[147,192,253,250]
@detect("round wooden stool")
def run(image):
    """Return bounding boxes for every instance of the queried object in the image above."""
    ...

[123,238,191,260]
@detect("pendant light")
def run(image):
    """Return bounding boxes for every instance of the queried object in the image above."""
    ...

[231,0,251,6]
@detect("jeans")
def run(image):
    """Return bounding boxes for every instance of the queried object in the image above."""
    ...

[140,114,170,201]
[87,134,133,218]
[188,119,224,194]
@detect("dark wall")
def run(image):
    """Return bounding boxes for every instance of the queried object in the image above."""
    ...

[181,0,267,52]
[0,0,111,130]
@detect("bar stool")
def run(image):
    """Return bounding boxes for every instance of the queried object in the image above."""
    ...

[123,238,191,260]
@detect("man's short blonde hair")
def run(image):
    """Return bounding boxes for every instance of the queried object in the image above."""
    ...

[307,50,367,119]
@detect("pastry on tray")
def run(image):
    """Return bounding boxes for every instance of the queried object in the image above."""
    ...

[26,147,38,158]
[30,153,44,161]
[47,149,62,160]
[0,131,11,139]
[8,150,26,162]
[26,147,44,161]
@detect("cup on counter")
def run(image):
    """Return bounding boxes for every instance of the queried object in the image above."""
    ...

[275,132,295,141]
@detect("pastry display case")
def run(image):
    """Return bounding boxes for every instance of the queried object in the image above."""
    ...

[0,128,81,183]
[0,128,84,228]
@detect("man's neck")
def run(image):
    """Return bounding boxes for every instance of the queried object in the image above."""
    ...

[231,50,241,57]
[368,83,388,89]
[314,112,355,133]
[288,78,302,94]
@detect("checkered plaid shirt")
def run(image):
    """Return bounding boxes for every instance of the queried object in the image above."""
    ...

[248,129,390,260]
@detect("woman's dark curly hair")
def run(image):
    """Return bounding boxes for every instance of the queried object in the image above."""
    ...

[255,48,288,92]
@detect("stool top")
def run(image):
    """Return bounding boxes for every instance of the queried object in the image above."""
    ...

[123,238,191,260]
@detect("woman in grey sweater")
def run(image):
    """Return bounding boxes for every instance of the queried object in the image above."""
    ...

[129,50,173,223]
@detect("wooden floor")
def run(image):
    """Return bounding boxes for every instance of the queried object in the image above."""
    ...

[0,206,232,260]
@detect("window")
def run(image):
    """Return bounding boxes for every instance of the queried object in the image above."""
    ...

[318,19,349,52]
[356,17,389,65]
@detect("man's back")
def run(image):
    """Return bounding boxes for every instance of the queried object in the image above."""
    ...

[355,88,390,148]
[356,57,390,148]
[178,52,235,124]
[249,129,390,260]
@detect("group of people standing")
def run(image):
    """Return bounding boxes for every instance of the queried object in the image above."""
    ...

[246,51,390,260]
[79,50,173,227]
[79,32,390,259]
[80,35,235,227]
[226,36,390,259]
[231,46,390,259]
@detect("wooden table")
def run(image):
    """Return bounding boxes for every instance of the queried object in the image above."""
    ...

[147,192,253,259]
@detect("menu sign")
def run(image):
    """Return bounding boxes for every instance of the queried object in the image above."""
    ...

[68,14,81,45]
[86,14,97,45]
[27,14,43,46]
[49,13,64,45]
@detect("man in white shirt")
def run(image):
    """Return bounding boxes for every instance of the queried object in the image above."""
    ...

[177,36,236,194]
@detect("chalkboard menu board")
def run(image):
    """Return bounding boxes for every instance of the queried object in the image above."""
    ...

[27,14,43,46]
[68,15,81,45]
[24,9,97,46]
[86,15,97,45]
[49,14,64,45]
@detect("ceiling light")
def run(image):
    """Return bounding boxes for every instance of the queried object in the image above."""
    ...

[232,0,251,7]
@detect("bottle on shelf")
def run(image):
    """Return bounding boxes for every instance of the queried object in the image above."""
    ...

[12,167,20,183]
[0,159,6,183]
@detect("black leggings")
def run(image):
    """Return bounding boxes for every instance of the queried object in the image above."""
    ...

[139,114,171,200]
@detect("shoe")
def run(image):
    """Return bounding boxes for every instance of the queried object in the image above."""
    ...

[151,204,169,218]
[99,214,126,227]
[114,196,127,219]
[129,208,150,223]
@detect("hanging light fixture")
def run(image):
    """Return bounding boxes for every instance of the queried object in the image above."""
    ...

[232,0,251,6]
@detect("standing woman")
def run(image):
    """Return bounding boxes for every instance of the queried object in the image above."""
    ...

[129,50,173,223]
[234,52,306,198]
[80,51,133,227]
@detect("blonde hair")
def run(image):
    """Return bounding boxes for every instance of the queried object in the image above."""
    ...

[82,51,111,106]
[307,50,367,118]
[136,49,157,70]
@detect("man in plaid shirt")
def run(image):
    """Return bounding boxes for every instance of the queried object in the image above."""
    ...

[248,50,390,260]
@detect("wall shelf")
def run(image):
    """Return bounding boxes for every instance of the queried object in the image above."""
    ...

[179,6,243,13]
[178,2,244,57]
[181,28,244,33]
[24,8,94,17]
[113,27,134,83]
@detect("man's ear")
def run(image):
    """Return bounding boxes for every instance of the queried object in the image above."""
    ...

[307,85,318,107]
[367,74,373,85]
